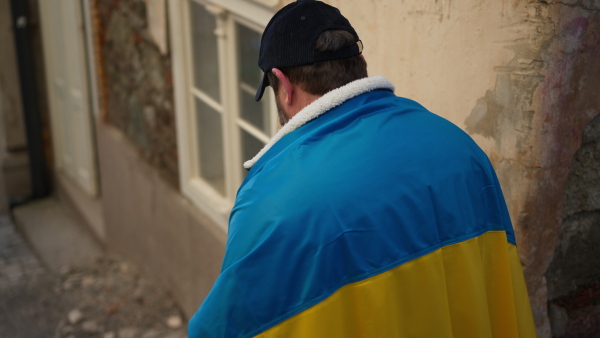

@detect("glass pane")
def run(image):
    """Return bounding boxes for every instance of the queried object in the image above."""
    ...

[195,97,225,195]
[190,1,221,102]
[240,90,269,131]
[237,24,261,85]
[237,23,270,133]
[240,128,265,177]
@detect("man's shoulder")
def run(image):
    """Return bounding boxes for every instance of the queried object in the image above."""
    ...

[242,92,493,195]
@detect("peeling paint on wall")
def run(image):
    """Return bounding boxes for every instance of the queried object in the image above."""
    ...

[465,1,600,336]
[96,0,178,186]
[144,0,168,55]
[405,0,453,22]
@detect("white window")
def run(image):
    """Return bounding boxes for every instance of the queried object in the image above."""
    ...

[169,0,280,228]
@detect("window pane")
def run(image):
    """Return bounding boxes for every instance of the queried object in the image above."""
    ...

[190,1,221,102]
[240,90,270,132]
[237,23,270,133]
[195,97,225,195]
[237,24,261,86]
[240,128,265,177]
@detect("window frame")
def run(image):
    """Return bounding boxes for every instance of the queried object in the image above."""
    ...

[169,0,279,229]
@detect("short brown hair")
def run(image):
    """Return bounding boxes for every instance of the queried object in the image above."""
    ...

[267,30,368,96]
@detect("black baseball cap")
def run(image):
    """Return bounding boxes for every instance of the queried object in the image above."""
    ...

[255,0,362,101]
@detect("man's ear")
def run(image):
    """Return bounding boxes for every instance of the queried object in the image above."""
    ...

[272,68,293,104]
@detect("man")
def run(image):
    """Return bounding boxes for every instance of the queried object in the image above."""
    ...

[189,1,536,337]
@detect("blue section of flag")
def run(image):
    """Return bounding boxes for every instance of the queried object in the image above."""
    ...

[189,89,514,338]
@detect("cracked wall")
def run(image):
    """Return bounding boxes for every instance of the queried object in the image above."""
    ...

[95,0,178,186]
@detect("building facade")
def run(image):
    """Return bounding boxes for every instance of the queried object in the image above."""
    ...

[0,0,598,337]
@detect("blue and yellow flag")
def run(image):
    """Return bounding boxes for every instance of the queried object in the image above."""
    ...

[189,88,536,337]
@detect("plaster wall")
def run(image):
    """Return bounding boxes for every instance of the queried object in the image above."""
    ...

[96,122,227,317]
[321,0,520,133]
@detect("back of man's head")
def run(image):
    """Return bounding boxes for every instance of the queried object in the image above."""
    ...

[267,30,368,96]
[255,0,368,101]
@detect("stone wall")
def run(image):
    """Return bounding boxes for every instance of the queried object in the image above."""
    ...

[517,3,600,336]
[95,0,178,186]
[546,114,600,337]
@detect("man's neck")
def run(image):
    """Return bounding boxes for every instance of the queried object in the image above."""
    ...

[286,91,322,120]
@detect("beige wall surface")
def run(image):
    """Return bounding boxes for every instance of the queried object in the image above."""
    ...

[96,122,227,316]
[326,0,519,131]
[279,0,520,130]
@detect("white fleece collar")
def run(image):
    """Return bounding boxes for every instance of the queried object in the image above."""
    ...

[243,75,395,169]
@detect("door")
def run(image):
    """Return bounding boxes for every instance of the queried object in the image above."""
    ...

[39,0,98,196]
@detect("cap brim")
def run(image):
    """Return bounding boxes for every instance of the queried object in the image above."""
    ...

[255,72,269,102]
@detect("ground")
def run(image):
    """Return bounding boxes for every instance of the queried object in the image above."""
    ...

[0,215,188,338]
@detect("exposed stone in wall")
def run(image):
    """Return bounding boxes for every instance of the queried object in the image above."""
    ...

[96,0,178,186]
[465,1,600,336]
[546,114,600,337]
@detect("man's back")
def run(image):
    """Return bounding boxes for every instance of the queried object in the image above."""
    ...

[189,82,536,337]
